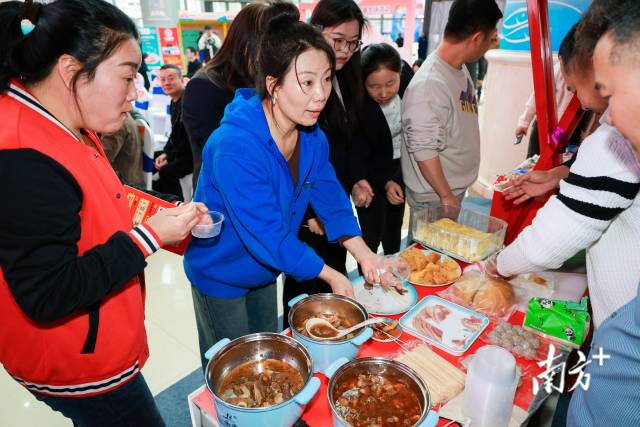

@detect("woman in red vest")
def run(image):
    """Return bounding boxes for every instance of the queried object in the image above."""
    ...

[0,1,204,425]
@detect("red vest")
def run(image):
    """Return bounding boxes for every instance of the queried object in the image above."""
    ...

[0,82,149,397]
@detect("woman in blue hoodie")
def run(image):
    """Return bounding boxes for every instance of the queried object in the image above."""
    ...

[184,11,381,370]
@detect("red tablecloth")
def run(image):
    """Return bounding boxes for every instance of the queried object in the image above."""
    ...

[300,285,542,426]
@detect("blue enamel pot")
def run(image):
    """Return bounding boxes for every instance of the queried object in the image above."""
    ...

[204,333,320,427]
[288,293,373,373]
[324,357,440,427]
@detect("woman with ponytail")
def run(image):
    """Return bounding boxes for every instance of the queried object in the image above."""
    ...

[184,11,382,369]
[0,1,205,425]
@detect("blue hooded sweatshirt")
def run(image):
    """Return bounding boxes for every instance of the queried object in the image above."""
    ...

[184,89,361,298]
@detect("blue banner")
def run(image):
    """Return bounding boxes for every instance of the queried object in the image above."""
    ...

[140,26,162,69]
[500,0,591,52]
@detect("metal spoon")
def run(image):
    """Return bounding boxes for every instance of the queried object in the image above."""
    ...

[305,317,388,341]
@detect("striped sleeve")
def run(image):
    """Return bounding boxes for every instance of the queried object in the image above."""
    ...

[128,223,162,257]
[497,124,640,276]
[556,173,640,221]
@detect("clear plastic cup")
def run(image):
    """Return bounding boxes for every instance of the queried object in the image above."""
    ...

[191,211,224,239]
[462,345,518,427]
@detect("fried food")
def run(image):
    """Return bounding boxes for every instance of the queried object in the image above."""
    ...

[399,247,429,271]
[531,275,547,285]
[425,252,441,264]
[400,248,461,286]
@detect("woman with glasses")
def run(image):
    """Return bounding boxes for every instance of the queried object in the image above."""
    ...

[282,0,370,325]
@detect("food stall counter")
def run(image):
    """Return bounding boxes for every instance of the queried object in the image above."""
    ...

[188,253,587,427]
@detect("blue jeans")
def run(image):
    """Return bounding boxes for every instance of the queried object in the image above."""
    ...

[191,282,278,373]
[33,374,165,427]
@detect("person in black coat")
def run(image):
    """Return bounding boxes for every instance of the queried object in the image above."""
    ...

[182,72,234,189]
[356,43,413,255]
[418,32,428,60]
[153,65,193,200]
[139,51,151,91]
[185,47,203,78]
[182,2,299,190]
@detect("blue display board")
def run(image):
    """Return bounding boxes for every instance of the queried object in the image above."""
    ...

[140,26,162,69]
[500,0,591,52]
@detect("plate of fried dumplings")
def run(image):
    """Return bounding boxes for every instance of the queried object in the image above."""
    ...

[400,246,462,287]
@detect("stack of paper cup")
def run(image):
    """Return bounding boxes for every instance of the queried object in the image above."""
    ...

[463,345,518,427]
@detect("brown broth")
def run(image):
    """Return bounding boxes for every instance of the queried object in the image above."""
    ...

[218,359,304,408]
[333,373,422,427]
[309,323,339,338]
[296,312,358,341]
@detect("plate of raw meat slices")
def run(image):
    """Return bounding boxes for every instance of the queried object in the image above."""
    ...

[400,296,489,355]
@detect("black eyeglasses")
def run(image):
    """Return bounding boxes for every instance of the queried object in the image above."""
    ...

[329,37,363,53]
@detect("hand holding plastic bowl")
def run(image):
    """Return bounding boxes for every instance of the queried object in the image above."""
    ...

[191,206,224,239]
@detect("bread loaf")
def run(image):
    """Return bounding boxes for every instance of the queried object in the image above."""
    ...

[451,275,483,304]
[451,274,515,317]
[472,277,515,316]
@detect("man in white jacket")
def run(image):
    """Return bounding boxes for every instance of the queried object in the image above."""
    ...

[564,1,640,425]
[487,3,640,423]
[488,24,639,329]
[197,26,221,63]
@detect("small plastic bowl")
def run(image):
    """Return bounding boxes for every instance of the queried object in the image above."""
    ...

[191,211,224,239]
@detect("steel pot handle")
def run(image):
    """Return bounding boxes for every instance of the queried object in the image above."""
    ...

[293,376,321,406]
[350,327,373,347]
[204,338,230,361]
[417,410,439,427]
[287,294,309,308]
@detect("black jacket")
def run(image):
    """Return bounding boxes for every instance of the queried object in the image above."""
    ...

[182,72,235,187]
[162,96,194,178]
[359,61,414,191]
[187,59,203,79]
[317,64,370,195]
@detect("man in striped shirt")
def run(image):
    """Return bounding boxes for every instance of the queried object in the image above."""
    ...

[488,22,640,329]
[487,5,640,423]
[565,1,640,425]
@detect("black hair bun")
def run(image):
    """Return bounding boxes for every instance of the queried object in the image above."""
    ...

[265,3,301,33]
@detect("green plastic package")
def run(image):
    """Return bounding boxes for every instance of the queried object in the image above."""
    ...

[523,297,590,349]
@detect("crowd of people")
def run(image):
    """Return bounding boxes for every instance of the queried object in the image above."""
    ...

[1,0,640,426]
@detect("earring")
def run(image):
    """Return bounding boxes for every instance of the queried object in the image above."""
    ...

[272,93,278,105]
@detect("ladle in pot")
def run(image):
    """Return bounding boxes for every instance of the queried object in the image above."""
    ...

[305,317,388,341]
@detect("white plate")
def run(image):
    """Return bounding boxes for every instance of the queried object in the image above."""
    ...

[352,277,418,316]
